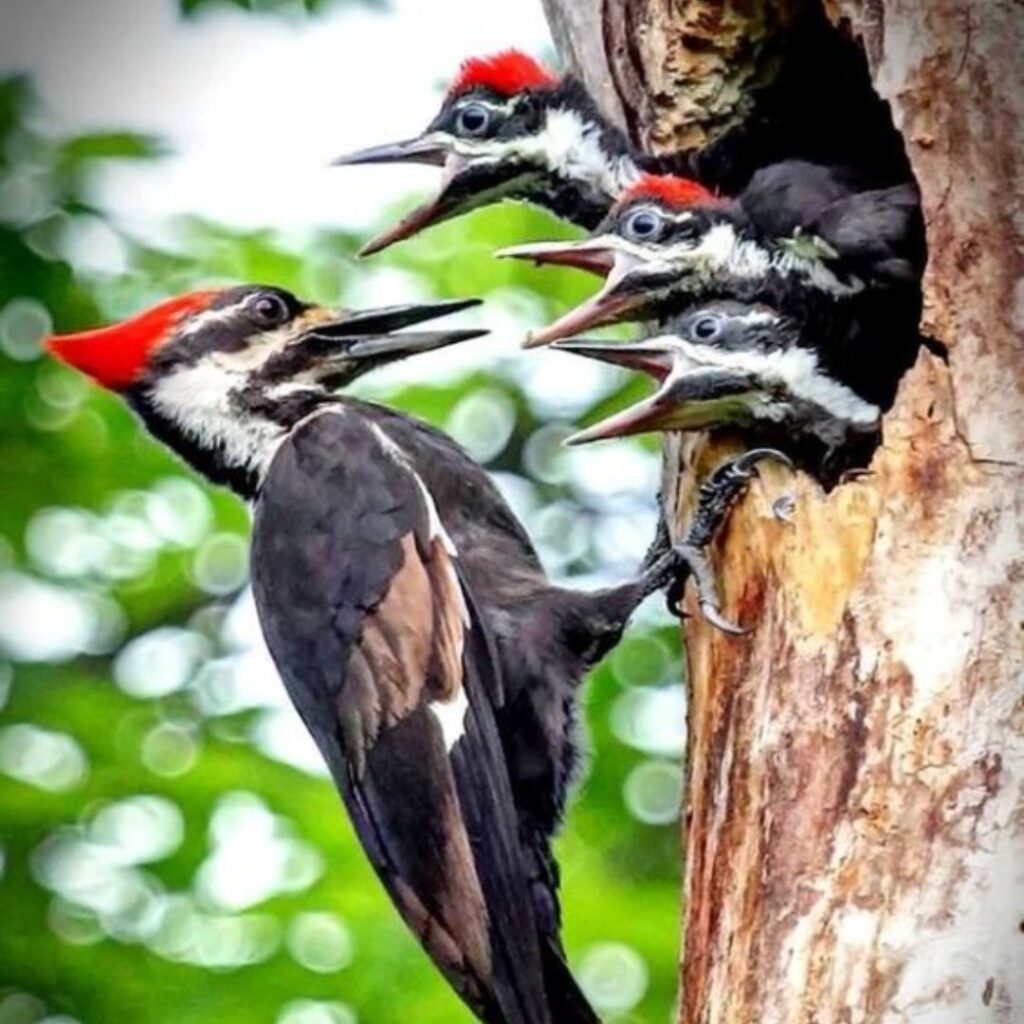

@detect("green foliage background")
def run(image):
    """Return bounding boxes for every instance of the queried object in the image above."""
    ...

[0,8,685,1021]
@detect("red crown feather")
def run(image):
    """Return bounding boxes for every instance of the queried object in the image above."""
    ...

[449,50,558,98]
[618,174,718,209]
[46,290,217,391]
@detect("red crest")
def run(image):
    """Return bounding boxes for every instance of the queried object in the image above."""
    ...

[46,290,217,391]
[449,50,558,98]
[618,174,718,210]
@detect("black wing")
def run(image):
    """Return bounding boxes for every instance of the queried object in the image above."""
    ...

[810,182,926,287]
[251,409,552,1024]
[740,160,858,239]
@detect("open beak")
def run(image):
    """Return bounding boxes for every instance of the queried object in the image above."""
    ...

[497,236,652,348]
[345,144,477,258]
[293,298,486,373]
[310,297,481,336]
[551,338,677,381]
[564,368,759,446]
[495,238,617,277]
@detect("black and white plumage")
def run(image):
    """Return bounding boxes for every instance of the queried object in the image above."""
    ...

[335,24,912,255]
[502,160,925,411]
[46,283,689,1023]
[553,300,884,479]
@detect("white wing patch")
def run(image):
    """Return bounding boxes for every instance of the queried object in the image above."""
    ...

[430,686,470,754]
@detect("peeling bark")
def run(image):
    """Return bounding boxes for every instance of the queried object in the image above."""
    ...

[542,1,1024,1021]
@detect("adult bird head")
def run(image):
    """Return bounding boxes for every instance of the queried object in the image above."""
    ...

[553,301,881,446]
[335,50,636,255]
[498,174,747,347]
[46,285,485,493]
[46,286,484,394]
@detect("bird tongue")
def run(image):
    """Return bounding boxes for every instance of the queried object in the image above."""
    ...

[358,154,469,258]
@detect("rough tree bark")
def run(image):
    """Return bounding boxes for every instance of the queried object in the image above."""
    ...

[541,2,1024,1022]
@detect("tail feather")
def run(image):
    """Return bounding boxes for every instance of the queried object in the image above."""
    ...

[541,936,601,1024]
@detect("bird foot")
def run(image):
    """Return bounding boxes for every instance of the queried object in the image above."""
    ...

[659,448,792,633]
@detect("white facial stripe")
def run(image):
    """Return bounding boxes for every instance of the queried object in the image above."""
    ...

[513,107,640,196]
[177,303,243,338]
[734,310,781,327]
[622,220,864,299]
[148,361,287,479]
[663,337,880,426]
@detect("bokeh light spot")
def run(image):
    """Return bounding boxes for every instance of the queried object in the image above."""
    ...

[47,898,105,946]
[147,478,213,548]
[522,423,572,485]
[90,796,185,865]
[577,942,649,1015]
[26,508,108,579]
[611,685,687,757]
[445,388,515,463]
[196,792,324,912]
[192,533,248,595]
[141,723,198,778]
[114,627,208,699]
[0,725,87,792]
[286,913,355,974]
[277,1001,357,1024]
[623,760,684,826]
[610,633,673,689]
[0,992,46,1024]
[0,297,51,361]
[0,572,123,662]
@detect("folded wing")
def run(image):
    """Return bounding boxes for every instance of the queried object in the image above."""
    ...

[251,409,551,1024]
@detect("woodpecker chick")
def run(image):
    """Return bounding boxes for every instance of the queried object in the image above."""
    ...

[501,162,925,399]
[335,50,645,254]
[554,301,882,465]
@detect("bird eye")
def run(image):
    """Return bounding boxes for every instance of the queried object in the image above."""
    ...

[622,207,665,243]
[691,315,722,341]
[455,103,491,137]
[248,292,290,327]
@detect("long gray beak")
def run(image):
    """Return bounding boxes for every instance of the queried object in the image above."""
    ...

[309,298,481,337]
[332,136,449,168]
[551,339,676,381]
[296,298,487,370]
[345,328,487,360]
[565,368,759,445]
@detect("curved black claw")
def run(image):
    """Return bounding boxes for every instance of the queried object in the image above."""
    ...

[772,494,797,523]
[730,447,794,478]
[658,448,795,634]
[668,543,746,635]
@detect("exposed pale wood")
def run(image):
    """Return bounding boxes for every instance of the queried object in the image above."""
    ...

[541,1,1024,1021]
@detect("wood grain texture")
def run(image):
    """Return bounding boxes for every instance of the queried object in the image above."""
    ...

[540,1,1024,1021]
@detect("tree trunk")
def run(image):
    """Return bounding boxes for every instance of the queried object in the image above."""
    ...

[541,2,1024,1022]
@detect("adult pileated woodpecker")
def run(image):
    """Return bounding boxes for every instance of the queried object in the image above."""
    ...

[502,162,925,411]
[46,285,776,1022]
[335,27,912,256]
[553,300,883,482]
